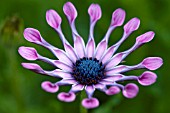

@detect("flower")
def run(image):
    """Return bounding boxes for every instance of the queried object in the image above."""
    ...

[18,2,163,109]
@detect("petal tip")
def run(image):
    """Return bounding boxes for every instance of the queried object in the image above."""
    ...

[23,28,42,43]
[57,92,76,102]
[138,71,157,86]
[123,83,139,98]
[41,81,59,93]
[142,57,163,70]
[82,98,99,109]
[88,3,102,22]
[46,9,62,29]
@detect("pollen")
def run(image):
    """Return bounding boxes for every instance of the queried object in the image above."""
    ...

[72,57,105,85]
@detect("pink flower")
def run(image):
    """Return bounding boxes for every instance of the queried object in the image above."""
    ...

[18,2,163,109]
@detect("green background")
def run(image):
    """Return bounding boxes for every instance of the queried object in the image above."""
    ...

[0,0,169,113]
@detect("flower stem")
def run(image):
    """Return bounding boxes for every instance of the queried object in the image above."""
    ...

[80,91,88,113]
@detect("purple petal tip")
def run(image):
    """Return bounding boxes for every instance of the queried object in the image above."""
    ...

[123,83,139,98]
[41,81,59,93]
[57,92,76,102]
[46,9,62,29]
[105,86,120,95]
[88,4,102,22]
[63,2,77,23]
[142,57,163,70]
[136,31,155,43]
[18,46,38,60]
[82,98,99,109]
[21,63,43,73]
[111,8,126,27]
[24,28,42,43]
[138,71,157,86]
[124,17,140,34]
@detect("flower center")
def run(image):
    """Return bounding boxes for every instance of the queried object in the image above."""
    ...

[72,57,105,85]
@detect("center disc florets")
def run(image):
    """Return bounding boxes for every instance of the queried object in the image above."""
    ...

[72,57,105,85]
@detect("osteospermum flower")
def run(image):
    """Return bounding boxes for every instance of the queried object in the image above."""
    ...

[18,2,163,109]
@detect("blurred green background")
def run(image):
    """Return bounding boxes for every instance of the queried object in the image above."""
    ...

[0,0,169,113]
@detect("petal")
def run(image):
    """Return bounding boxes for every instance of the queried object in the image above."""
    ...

[71,84,84,92]
[18,46,38,60]
[136,31,155,43]
[111,8,126,27]
[105,53,123,69]
[124,18,140,35]
[57,92,76,102]
[57,79,77,85]
[54,60,72,72]
[103,75,123,82]
[82,98,99,109]
[86,38,95,58]
[64,43,78,63]
[142,57,163,70]
[123,83,139,98]
[46,9,61,29]
[95,40,107,60]
[101,46,115,64]
[50,69,73,78]
[106,65,126,75]
[94,83,106,90]
[24,28,42,43]
[53,49,73,66]
[63,2,77,23]
[88,4,102,23]
[21,63,44,74]
[85,85,95,98]
[99,80,113,85]
[74,36,85,58]
[41,81,59,93]
[105,86,120,95]
[138,71,157,86]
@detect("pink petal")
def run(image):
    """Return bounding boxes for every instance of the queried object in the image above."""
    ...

[105,86,120,95]
[103,74,123,82]
[123,83,139,98]
[111,8,126,27]
[64,43,78,63]
[101,46,115,64]
[124,18,140,35]
[88,4,102,23]
[138,71,157,86]
[18,46,38,60]
[106,65,126,75]
[71,84,84,92]
[85,86,95,98]
[82,98,99,109]
[142,57,163,70]
[57,79,77,85]
[41,81,59,93]
[74,36,85,58]
[24,28,42,43]
[63,2,77,23]
[52,69,72,78]
[95,40,107,60]
[94,83,105,90]
[86,38,95,58]
[46,9,62,29]
[53,49,73,66]
[99,80,113,85]
[136,31,155,43]
[105,53,123,69]
[21,63,43,73]
[54,60,72,72]
[57,92,76,102]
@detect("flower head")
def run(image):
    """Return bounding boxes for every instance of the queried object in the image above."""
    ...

[18,2,163,109]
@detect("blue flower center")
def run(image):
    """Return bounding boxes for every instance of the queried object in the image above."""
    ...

[72,57,105,85]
